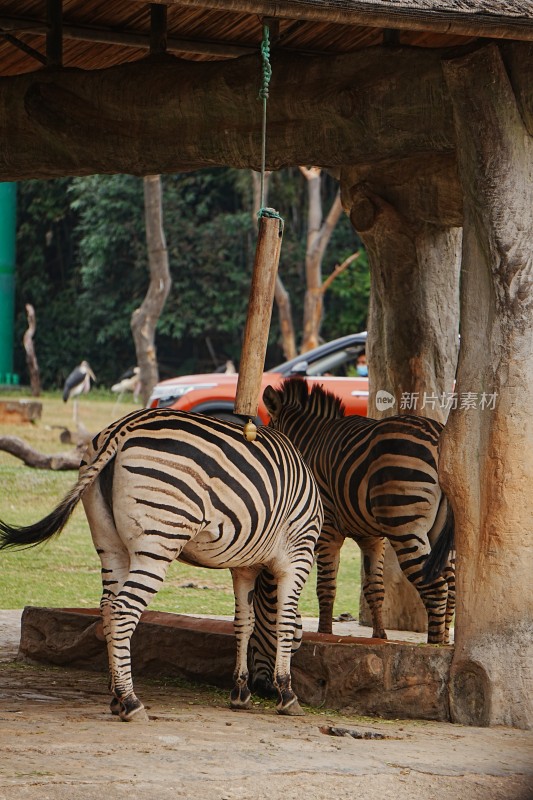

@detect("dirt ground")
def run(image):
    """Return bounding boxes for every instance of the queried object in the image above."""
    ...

[0,610,532,800]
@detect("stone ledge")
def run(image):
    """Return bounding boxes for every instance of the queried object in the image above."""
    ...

[18,606,453,721]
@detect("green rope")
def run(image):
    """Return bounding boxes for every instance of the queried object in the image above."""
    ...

[257,23,283,232]
[258,24,272,103]
[258,24,271,211]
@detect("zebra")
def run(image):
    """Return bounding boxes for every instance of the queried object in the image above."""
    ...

[262,378,455,647]
[0,407,323,721]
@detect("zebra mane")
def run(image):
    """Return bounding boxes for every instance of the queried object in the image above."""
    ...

[280,378,346,419]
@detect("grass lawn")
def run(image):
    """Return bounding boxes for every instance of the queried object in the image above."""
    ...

[0,390,361,618]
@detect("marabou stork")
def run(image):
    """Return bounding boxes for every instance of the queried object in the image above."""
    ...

[62,360,96,424]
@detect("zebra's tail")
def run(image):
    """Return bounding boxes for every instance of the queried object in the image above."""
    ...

[421,498,455,584]
[0,434,119,552]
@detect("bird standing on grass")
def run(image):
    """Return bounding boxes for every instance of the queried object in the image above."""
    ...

[62,360,96,424]
[111,366,141,400]
[111,366,141,415]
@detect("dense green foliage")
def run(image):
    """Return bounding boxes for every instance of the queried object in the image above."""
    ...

[14,169,369,389]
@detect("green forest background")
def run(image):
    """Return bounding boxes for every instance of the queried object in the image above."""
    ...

[14,168,370,389]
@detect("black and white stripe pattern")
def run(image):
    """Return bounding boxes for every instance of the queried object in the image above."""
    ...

[263,379,455,645]
[0,407,323,719]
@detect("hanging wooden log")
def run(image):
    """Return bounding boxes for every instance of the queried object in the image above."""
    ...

[234,211,283,434]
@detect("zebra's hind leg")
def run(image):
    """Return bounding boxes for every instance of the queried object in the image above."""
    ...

[229,567,260,710]
[273,562,314,717]
[315,519,345,634]
[443,555,456,644]
[106,553,173,722]
[359,535,387,639]
[250,569,303,698]
[99,554,130,717]
[388,534,448,644]
[83,480,133,717]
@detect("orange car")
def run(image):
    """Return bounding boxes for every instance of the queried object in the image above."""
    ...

[148,332,368,424]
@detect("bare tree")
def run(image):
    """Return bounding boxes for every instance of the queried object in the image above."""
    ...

[252,168,358,360]
[299,166,345,353]
[22,303,41,396]
[131,175,172,406]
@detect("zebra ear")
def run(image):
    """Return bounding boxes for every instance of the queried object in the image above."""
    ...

[263,385,282,421]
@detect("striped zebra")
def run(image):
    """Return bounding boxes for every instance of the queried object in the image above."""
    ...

[263,378,455,646]
[0,407,323,720]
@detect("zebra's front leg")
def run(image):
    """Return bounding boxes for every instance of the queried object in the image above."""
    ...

[230,567,260,710]
[359,535,387,639]
[315,520,344,634]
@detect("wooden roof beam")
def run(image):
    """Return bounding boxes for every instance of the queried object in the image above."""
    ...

[0,15,255,59]
[149,0,533,42]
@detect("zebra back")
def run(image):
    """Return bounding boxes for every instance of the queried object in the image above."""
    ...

[264,378,445,538]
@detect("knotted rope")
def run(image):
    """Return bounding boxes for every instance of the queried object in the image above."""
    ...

[257,24,284,231]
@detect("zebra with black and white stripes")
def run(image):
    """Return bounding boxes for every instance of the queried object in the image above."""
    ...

[0,407,323,720]
[263,378,455,646]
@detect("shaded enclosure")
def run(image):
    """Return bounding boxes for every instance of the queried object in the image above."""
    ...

[0,0,531,728]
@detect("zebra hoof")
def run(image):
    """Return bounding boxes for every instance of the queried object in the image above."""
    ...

[277,698,305,716]
[109,697,121,716]
[229,697,253,711]
[119,695,149,722]
[229,685,252,710]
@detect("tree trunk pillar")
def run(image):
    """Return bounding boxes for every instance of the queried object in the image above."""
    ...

[132,175,172,406]
[345,182,461,632]
[441,45,533,729]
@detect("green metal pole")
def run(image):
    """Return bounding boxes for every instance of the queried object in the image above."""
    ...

[0,182,17,385]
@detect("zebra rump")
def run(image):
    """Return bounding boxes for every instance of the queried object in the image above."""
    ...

[0,406,323,721]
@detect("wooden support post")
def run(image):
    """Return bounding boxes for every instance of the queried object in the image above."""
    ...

[150,4,168,55]
[440,44,533,729]
[234,212,283,428]
[46,0,63,67]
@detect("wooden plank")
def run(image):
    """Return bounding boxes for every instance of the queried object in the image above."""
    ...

[156,0,533,42]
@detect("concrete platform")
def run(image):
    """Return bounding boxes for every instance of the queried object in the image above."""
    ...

[18,606,453,721]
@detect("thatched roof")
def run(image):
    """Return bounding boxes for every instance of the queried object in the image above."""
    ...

[0,0,531,78]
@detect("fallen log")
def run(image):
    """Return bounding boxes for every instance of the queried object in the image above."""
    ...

[0,435,83,470]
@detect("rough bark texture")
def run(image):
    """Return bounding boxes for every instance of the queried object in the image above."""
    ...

[0,48,459,180]
[341,174,461,633]
[0,44,530,183]
[132,175,172,406]
[440,45,533,730]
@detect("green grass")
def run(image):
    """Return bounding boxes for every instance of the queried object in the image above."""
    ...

[0,391,361,618]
